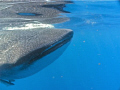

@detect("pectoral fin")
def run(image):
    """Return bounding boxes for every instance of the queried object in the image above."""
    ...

[0,79,15,86]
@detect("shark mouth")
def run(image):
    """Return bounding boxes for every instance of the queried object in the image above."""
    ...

[28,30,73,65]
[41,31,73,57]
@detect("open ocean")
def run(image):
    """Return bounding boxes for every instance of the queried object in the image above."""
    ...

[1,0,120,90]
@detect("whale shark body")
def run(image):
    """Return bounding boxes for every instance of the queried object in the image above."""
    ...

[0,29,73,85]
[0,0,73,85]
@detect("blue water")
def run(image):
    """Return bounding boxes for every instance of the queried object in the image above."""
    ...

[1,1,120,90]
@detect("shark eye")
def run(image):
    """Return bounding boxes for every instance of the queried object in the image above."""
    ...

[16,13,41,16]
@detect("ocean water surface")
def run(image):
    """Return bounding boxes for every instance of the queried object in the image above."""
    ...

[1,0,120,90]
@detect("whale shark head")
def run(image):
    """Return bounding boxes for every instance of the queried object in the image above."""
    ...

[0,29,73,80]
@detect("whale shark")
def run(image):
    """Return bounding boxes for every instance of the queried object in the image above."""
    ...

[0,0,73,85]
[0,28,73,85]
